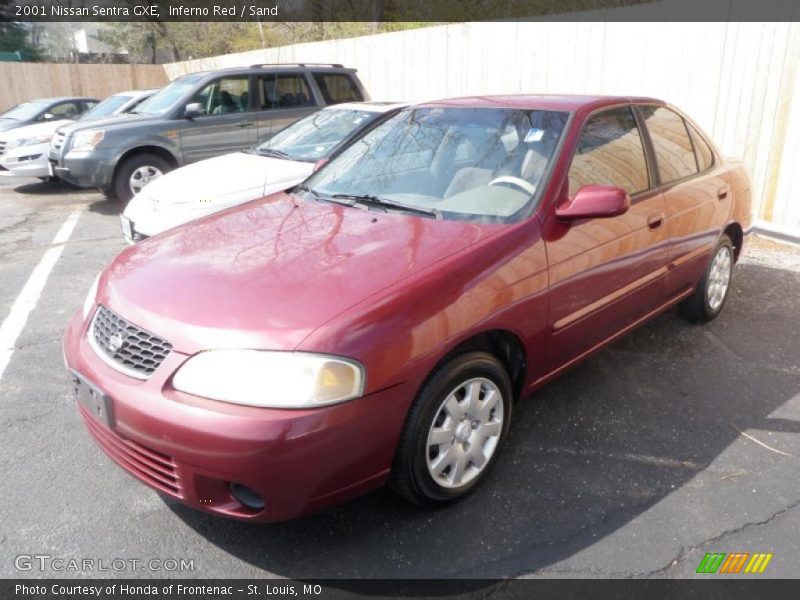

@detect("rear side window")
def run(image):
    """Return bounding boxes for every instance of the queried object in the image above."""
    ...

[568,106,649,197]
[687,122,714,172]
[258,74,314,109]
[640,106,698,183]
[313,73,363,105]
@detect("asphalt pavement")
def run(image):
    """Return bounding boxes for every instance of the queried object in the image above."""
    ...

[1,177,799,581]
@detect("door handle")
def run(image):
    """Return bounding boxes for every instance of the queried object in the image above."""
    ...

[647,212,665,230]
[235,121,253,128]
[717,186,729,200]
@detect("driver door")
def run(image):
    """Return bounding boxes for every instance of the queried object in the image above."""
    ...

[543,105,669,370]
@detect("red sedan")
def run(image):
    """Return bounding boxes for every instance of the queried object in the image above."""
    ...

[64,95,752,521]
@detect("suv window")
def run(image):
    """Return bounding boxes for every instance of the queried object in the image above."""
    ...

[313,73,363,105]
[687,122,714,172]
[568,106,649,197]
[47,101,82,119]
[640,106,698,184]
[191,76,250,116]
[257,74,313,110]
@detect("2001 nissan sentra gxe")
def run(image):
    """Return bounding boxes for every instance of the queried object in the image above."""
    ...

[64,95,752,521]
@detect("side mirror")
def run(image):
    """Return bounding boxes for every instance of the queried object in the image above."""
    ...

[42,113,55,121]
[184,102,205,119]
[556,184,630,220]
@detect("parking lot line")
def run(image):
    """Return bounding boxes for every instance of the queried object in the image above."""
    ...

[0,209,82,381]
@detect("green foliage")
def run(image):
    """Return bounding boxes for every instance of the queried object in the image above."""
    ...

[0,23,41,61]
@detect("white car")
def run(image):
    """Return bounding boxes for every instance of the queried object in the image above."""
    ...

[121,102,406,242]
[0,89,156,181]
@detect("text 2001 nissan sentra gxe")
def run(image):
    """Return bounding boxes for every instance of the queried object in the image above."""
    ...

[64,95,752,521]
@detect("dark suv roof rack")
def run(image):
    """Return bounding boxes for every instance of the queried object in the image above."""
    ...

[249,63,344,69]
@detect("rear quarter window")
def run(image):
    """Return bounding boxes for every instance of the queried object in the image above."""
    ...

[687,122,714,172]
[313,73,363,105]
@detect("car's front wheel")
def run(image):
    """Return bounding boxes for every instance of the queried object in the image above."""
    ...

[390,351,513,507]
[679,234,735,322]
[112,153,171,203]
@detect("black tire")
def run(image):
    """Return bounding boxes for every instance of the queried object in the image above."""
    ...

[112,153,171,203]
[390,351,513,507]
[679,234,734,322]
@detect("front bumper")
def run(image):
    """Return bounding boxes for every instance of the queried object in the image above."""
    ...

[49,148,117,189]
[0,144,52,178]
[63,308,418,522]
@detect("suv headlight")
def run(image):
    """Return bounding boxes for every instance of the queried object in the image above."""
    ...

[72,130,105,152]
[172,350,365,409]
[9,134,52,149]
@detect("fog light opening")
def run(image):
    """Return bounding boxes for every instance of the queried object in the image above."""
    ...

[229,482,265,510]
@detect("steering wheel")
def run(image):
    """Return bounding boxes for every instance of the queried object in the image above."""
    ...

[489,176,537,196]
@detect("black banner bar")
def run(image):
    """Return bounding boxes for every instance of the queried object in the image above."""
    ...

[5,579,800,600]
[2,0,800,23]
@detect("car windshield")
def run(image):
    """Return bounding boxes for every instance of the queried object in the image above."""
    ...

[303,107,570,222]
[256,108,380,161]
[0,100,50,121]
[80,95,132,120]
[133,75,204,115]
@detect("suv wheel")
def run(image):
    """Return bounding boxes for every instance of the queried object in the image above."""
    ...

[390,351,512,507]
[113,153,171,202]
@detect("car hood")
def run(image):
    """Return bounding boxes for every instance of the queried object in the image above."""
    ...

[57,112,157,136]
[124,152,315,235]
[103,192,493,354]
[0,119,71,141]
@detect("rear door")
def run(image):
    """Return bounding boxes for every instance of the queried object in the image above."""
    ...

[637,105,727,298]
[543,105,669,370]
[253,72,320,142]
[179,75,256,163]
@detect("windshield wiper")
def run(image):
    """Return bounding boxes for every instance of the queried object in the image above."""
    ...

[331,193,441,219]
[293,184,351,206]
[257,147,289,158]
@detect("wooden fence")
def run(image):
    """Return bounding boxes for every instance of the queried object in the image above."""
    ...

[0,62,168,112]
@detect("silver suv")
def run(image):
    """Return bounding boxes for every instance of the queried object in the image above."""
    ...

[49,64,368,201]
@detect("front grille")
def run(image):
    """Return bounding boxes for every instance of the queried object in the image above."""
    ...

[80,405,182,496]
[91,305,172,378]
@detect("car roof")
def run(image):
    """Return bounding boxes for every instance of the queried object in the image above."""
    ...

[111,89,159,97]
[187,64,356,78]
[323,101,407,113]
[420,94,665,112]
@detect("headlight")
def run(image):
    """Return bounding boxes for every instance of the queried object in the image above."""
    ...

[82,275,100,320]
[9,135,52,149]
[72,130,104,152]
[172,350,365,409]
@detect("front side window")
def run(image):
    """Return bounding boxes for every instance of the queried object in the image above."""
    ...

[568,106,649,197]
[640,106,698,184]
[258,74,313,110]
[47,102,82,119]
[256,108,380,161]
[190,77,249,116]
[303,107,569,222]
[313,73,363,105]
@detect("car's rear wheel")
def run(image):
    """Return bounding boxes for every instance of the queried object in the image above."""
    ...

[679,234,734,322]
[390,351,512,507]
[112,153,170,202]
